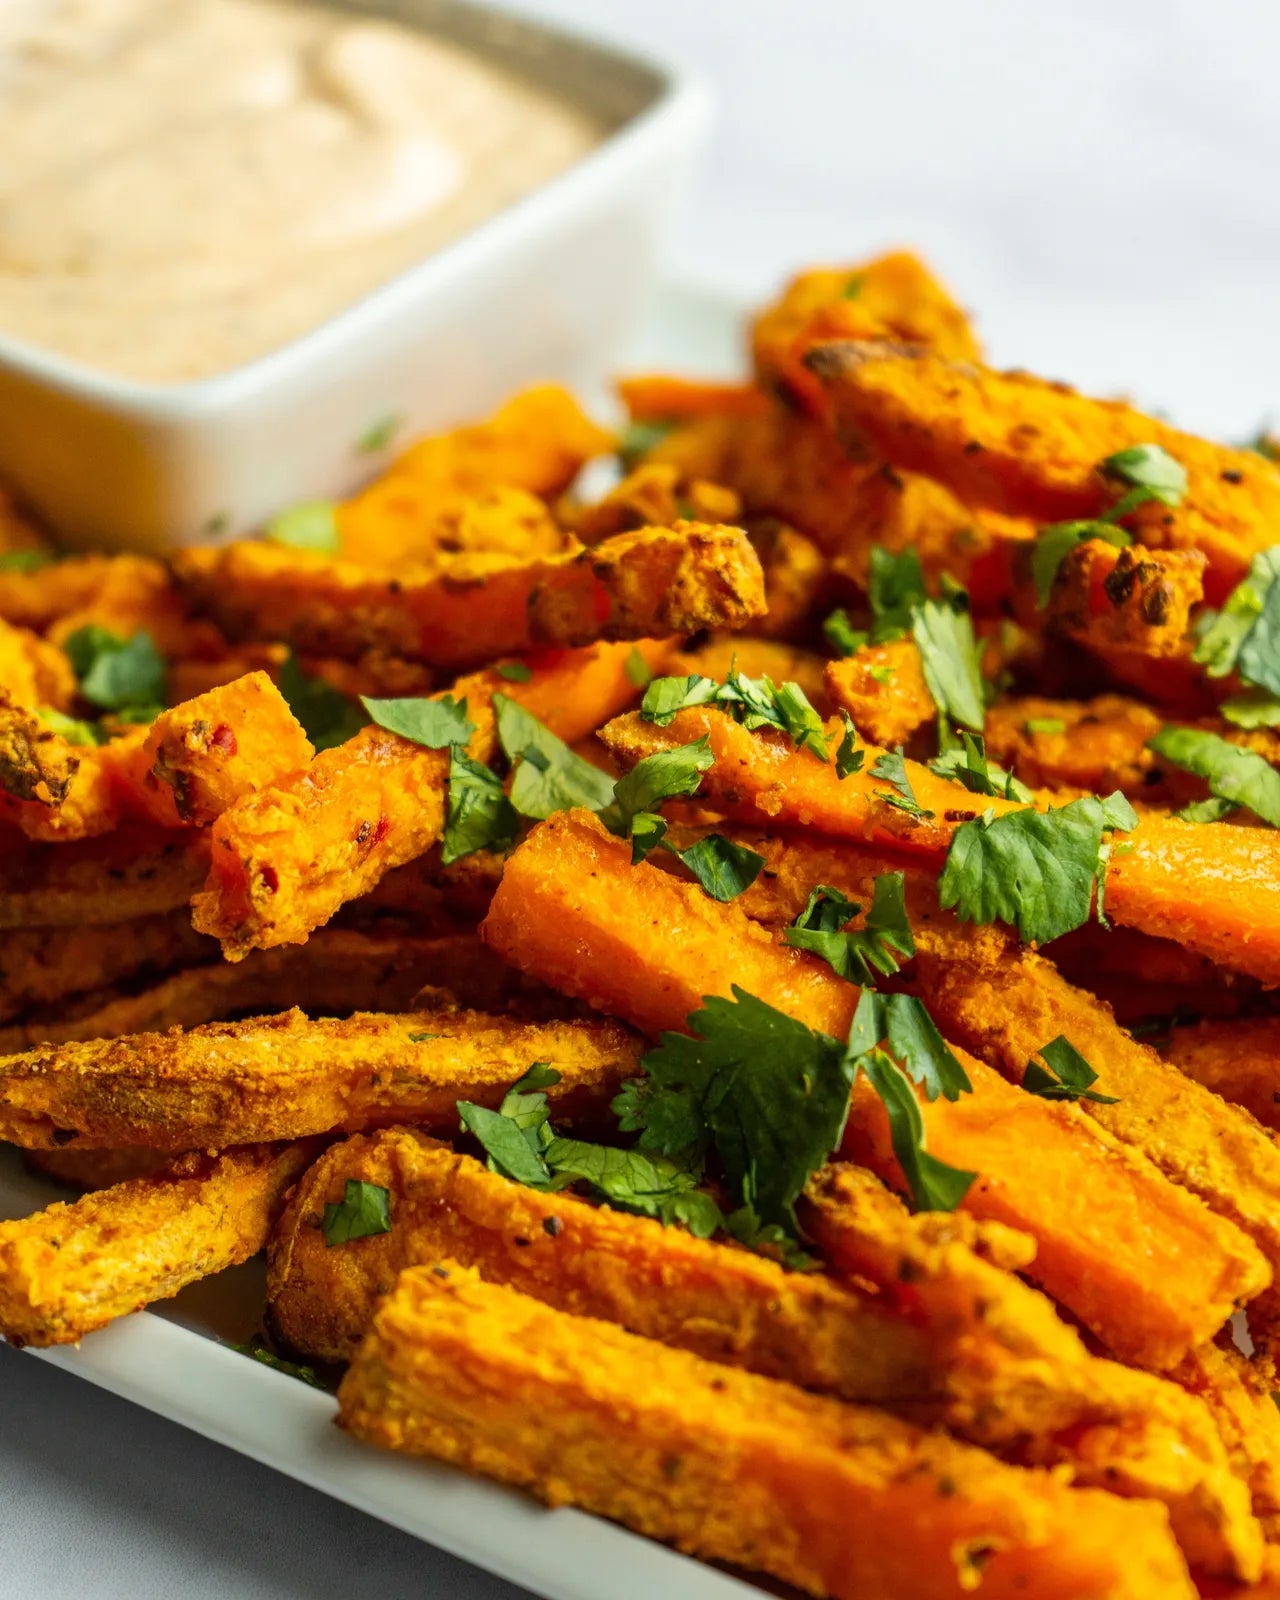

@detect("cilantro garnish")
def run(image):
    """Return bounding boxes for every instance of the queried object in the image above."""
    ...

[0,550,52,573]
[278,652,364,751]
[783,874,915,984]
[1023,717,1067,736]
[36,708,106,747]
[929,730,1031,801]
[625,647,653,689]
[1030,522,1132,606]
[441,750,517,864]
[639,674,721,726]
[64,625,167,713]
[938,791,1137,944]
[870,748,934,818]
[1148,726,1280,827]
[1023,1035,1118,1104]
[618,419,676,470]
[857,1049,976,1211]
[1174,796,1240,823]
[229,1336,331,1390]
[835,712,864,779]
[265,500,339,552]
[666,833,765,901]
[495,661,533,683]
[848,988,972,1103]
[407,1030,438,1043]
[603,738,714,853]
[356,413,401,454]
[320,1179,392,1246]
[360,693,474,750]
[1220,689,1280,730]
[1193,547,1280,696]
[866,547,928,642]
[639,668,830,761]
[822,607,865,657]
[495,694,615,818]
[912,589,985,732]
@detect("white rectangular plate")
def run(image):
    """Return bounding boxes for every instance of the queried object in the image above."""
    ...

[0,282,768,1600]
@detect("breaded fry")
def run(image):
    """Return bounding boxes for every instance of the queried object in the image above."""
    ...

[24,1147,174,1189]
[600,705,1280,985]
[173,521,765,668]
[193,641,671,958]
[0,1007,639,1151]
[337,385,612,568]
[338,1267,1196,1600]
[0,1142,311,1346]
[984,693,1165,794]
[0,826,208,928]
[743,518,829,639]
[0,619,75,709]
[804,340,1280,602]
[825,639,937,747]
[615,375,770,423]
[0,910,213,1023]
[1173,1341,1280,1525]
[141,671,314,825]
[1047,538,1205,659]
[270,1129,1258,1575]
[1164,1021,1280,1132]
[751,251,981,414]
[0,717,151,841]
[562,462,742,546]
[0,553,171,633]
[482,810,1266,1368]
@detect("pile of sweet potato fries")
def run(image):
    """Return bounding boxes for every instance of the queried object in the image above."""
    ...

[5,251,1280,1599]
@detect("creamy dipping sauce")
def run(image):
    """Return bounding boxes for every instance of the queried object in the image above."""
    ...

[0,0,603,381]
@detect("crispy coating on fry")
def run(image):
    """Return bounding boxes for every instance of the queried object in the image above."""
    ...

[0,719,151,841]
[0,553,170,633]
[802,1163,1261,1578]
[271,1129,1257,1575]
[744,518,829,638]
[615,375,770,423]
[0,1007,639,1151]
[482,810,1265,1368]
[1048,538,1205,658]
[1164,1021,1280,1132]
[173,521,765,668]
[193,641,671,958]
[751,251,981,414]
[339,1267,1196,1600]
[0,826,208,928]
[805,340,1280,602]
[1173,1341,1280,1526]
[825,639,937,747]
[0,910,213,1023]
[0,1142,310,1346]
[336,386,612,568]
[600,705,1280,985]
[0,694,81,803]
[0,619,75,710]
[985,693,1166,793]
[561,462,743,546]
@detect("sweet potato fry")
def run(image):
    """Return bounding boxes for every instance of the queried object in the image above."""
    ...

[615,375,769,423]
[1163,1021,1280,1132]
[0,929,493,1052]
[0,714,151,841]
[0,825,208,928]
[270,1128,1258,1575]
[0,619,75,709]
[984,693,1166,794]
[0,1142,311,1347]
[1047,538,1205,659]
[0,1007,639,1152]
[336,385,612,569]
[600,705,1280,984]
[0,553,171,634]
[743,518,829,638]
[825,639,937,747]
[482,810,1266,1368]
[0,910,213,1023]
[804,340,1280,602]
[1173,1340,1280,1525]
[193,640,672,958]
[173,520,764,668]
[338,1267,1196,1600]
[562,462,742,546]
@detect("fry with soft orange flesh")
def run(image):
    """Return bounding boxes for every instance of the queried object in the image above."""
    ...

[0,929,501,1053]
[750,251,981,414]
[173,520,765,669]
[616,375,770,422]
[0,826,208,928]
[562,462,742,545]
[193,640,672,958]
[1163,1021,1280,1132]
[599,704,1280,985]
[336,385,613,568]
[804,340,1280,603]
[0,619,75,709]
[0,553,171,633]
[984,693,1166,793]
[338,1266,1196,1600]
[0,1142,311,1347]
[1047,538,1206,658]
[270,1129,1259,1576]
[1173,1340,1280,1525]
[825,639,937,747]
[348,486,574,576]
[0,910,213,1023]
[1034,922,1255,1022]
[482,810,1266,1368]
[0,1007,638,1152]
[141,671,314,826]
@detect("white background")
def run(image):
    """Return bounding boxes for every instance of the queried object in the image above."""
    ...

[5,1,1280,1595]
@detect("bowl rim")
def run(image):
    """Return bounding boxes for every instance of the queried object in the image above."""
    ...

[0,3,710,421]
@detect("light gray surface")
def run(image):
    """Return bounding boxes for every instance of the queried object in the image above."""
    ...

[6,1,1280,1596]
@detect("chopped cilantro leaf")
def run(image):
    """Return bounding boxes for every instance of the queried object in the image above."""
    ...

[458,1101,553,1185]
[822,607,866,658]
[639,668,829,761]
[0,550,51,573]
[842,272,865,300]
[265,500,339,552]
[912,592,985,732]
[356,413,401,454]
[870,748,934,818]
[407,1030,438,1043]
[835,711,864,779]
[278,652,364,751]
[866,546,928,642]
[495,661,533,683]
[65,626,167,712]
[36,708,106,747]
[320,1179,391,1246]
[930,730,1031,802]
[627,811,668,863]
[604,738,713,838]
[360,693,474,750]
[639,673,721,726]
[619,418,676,470]
[441,750,517,864]
[1193,547,1280,695]
[666,833,765,901]
[1147,726,1280,827]
[1031,521,1132,606]
[784,874,916,984]
[625,647,653,689]
[494,695,615,818]
[1174,795,1240,823]
[230,1336,330,1390]
[856,1049,976,1212]
[845,989,971,1102]
[938,792,1135,944]
[1023,1035,1118,1104]
[1024,717,1067,736]
[1099,443,1188,514]
[1220,689,1280,729]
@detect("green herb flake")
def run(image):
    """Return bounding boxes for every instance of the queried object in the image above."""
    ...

[36,708,106,747]
[1147,726,1280,827]
[407,1031,439,1043]
[320,1179,392,1246]
[1023,717,1067,736]
[604,738,713,837]
[361,693,474,750]
[265,500,340,553]
[1030,521,1132,607]
[625,647,653,689]
[1193,547,1280,695]
[65,626,168,713]
[230,1336,331,1390]
[856,1049,976,1212]
[278,652,365,752]
[784,873,916,985]
[835,711,864,779]
[495,661,534,683]
[619,419,676,470]
[1174,795,1241,823]
[866,546,928,643]
[1023,1035,1118,1104]
[666,833,765,902]
[822,607,866,658]
[1099,442,1188,511]
[0,549,52,573]
[639,673,721,727]
[870,748,934,818]
[356,413,401,454]
[495,695,615,819]
[441,750,518,864]
[929,730,1031,802]
[912,593,985,732]
[1220,689,1280,729]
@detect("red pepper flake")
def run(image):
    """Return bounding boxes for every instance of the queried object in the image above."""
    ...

[210,723,237,754]
[260,864,280,894]
[371,814,390,846]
